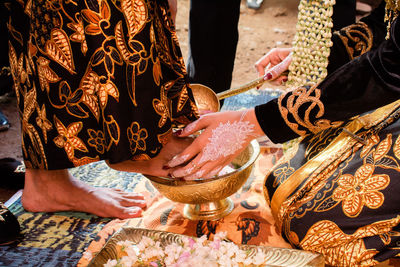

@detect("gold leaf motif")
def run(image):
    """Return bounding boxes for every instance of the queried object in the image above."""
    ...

[393,135,400,160]
[299,219,400,266]
[363,191,384,209]
[157,129,172,146]
[373,134,392,161]
[46,29,75,74]
[121,0,148,37]
[176,85,189,113]
[35,104,53,143]
[115,22,131,61]
[37,57,60,93]
[23,88,37,123]
[342,193,363,216]
[360,134,379,158]
[67,19,88,55]
[153,88,170,128]
[152,57,162,86]
[104,115,120,150]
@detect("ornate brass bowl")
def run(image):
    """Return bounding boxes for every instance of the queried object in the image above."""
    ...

[145,140,260,221]
[88,227,325,267]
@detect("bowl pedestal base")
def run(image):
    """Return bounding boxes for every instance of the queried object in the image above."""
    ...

[183,197,234,221]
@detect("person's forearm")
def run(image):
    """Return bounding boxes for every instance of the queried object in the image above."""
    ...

[255,17,400,144]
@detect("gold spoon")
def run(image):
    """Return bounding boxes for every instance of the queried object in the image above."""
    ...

[190,71,287,113]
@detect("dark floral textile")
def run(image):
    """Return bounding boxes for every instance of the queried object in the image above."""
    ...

[264,102,400,266]
[6,0,198,170]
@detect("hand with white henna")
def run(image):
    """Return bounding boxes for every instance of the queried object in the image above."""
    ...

[255,47,292,86]
[165,109,265,180]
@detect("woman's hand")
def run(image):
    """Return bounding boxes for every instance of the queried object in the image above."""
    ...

[255,47,292,85]
[165,109,265,180]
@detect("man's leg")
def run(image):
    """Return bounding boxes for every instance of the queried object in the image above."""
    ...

[22,135,193,218]
[22,168,146,219]
[186,0,241,95]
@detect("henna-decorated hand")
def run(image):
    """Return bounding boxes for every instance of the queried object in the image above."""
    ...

[165,109,265,180]
[255,47,292,86]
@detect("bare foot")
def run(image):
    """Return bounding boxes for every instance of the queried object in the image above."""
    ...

[22,168,146,219]
[107,135,194,177]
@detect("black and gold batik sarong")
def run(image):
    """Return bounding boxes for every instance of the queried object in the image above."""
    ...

[264,100,400,266]
[6,0,198,170]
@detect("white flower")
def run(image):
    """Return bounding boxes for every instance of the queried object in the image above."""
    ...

[104,233,270,267]
[103,259,118,267]
[119,256,135,267]
[252,249,266,265]
[82,251,93,261]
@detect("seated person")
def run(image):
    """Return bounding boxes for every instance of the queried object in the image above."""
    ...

[167,1,400,265]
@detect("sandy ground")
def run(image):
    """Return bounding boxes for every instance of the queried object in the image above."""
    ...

[0,0,300,202]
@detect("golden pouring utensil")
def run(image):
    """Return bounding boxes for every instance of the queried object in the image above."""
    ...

[190,71,288,113]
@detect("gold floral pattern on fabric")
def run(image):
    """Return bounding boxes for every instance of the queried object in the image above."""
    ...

[360,133,380,158]
[305,127,343,161]
[67,18,88,55]
[8,0,198,169]
[79,70,119,120]
[127,122,148,155]
[272,165,295,188]
[335,22,373,60]
[20,88,48,169]
[278,85,343,136]
[300,217,400,266]
[35,104,52,143]
[37,57,61,94]
[279,144,358,228]
[87,129,106,154]
[53,116,89,160]
[332,164,389,217]
[153,88,170,128]
[394,135,400,160]
[265,102,400,265]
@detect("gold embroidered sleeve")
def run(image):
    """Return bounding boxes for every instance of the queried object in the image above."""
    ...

[333,21,373,60]
[278,85,343,136]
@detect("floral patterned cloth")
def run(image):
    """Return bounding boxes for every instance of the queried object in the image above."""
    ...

[264,100,400,266]
[6,0,198,169]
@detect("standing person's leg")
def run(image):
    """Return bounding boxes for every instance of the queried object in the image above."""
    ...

[22,134,193,218]
[186,0,241,95]
[7,0,198,219]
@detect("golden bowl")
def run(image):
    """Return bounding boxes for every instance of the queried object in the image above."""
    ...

[145,140,260,221]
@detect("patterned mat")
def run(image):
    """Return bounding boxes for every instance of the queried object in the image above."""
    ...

[0,161,145,266]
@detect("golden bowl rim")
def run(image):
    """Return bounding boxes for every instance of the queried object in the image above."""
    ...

[145,140,260,186]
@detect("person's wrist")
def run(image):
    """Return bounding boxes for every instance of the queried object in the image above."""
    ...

[244,109,265,138]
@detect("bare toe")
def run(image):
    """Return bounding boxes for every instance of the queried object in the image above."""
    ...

[119,207,142,219]
[120,198,146,208]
